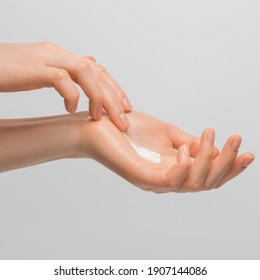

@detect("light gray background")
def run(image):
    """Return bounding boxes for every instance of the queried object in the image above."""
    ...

[0,0,259,259]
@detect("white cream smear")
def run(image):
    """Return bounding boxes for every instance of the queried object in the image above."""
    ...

[124,134,161,164]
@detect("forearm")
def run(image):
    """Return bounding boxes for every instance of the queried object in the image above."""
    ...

[0,112,89,172]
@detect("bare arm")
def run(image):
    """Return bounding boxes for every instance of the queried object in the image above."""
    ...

[0,113,87,172]
[0,111,254,192]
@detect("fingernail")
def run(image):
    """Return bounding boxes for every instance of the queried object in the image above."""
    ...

[70,104,77,113]
[180,144,189,163]
[120,113,130,128]
[96,107,103,119]
[207,128,215,144]
[123,97,132,110]
[182,144,189,156]
[242,155,255,168]
[232,137,242,153]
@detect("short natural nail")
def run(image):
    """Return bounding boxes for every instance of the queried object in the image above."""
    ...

[182,144,189,156]
[96,107,103,119]
[123,97,132,110]
[70,104,77,113]
[232,137,242,153]
[207,128,215,144]
[242,155,255,168]
[120,113,130,128]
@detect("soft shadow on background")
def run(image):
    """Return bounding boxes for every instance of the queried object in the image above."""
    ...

[0,0,259,259]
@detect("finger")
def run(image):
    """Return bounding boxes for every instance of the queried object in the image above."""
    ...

[89,99,103,121]
[185,128,215,190]
[47,53,130,127]
[100,81,130,131]
[47,54,131,123]
[204,135,242,189]
[82,60,132,112]
[48,56,104,119]
[73,60,129,129]
[214,153,255,188]
[167,123,219,158]
[44,67,79,113]
[75,64,104,120]
[102,71,132,112]
[135,144,191,190]
[165,144,192,190]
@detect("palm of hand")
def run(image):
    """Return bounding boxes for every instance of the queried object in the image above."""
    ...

[80,111,254,193]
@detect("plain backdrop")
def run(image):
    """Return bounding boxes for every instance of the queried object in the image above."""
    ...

[0,0,259,259]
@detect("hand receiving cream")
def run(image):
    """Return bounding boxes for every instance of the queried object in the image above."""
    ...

[124,134,161,164]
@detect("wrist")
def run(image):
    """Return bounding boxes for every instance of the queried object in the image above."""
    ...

[62,111,91,159]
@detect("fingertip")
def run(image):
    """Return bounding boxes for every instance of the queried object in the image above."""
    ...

[207,128,219,158]
[88,104,96,120]
[119,113,130,131]
[242,153,255,168]
[96,107,103,120]
[64,99,77,114]
[231,135,242,153]
[70,105,78,114]
[89,111,100,121]
[122,96,132,112]
[201,128,215,144]
[178,144,190,164]
[249,153,255,160]
[201,128,208,138]
[207,128,215,144]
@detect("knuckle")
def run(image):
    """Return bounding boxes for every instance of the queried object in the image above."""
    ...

[40,41,56,49]
[86,56,96,62]
[53,69,69,81]
[96,64,107,73]
[78,60,92,72]
[93,65,107,82]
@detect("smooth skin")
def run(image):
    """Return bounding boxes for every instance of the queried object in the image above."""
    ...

[0,111,254,193]
[0,42,132,131]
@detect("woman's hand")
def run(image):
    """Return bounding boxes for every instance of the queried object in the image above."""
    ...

[79,111,255,193]
[0,110,254,190]
[0,42,131,131]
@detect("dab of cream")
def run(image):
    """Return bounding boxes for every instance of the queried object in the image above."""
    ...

[124,134,161,164]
